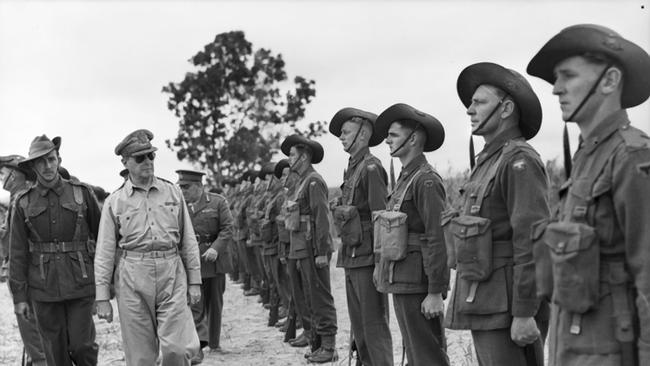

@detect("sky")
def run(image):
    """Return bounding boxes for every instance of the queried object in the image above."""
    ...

[1,0,649,203]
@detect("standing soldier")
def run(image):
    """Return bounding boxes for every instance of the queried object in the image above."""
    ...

[176,170,234,363]
[94,129,202,365]
[329,108,394,366]
[444,63,549,366]
[1,155,47,366]
[9,135,101,366]
[374,103,449,366]
[527,24,650,366]
[234,172,255,294]
[281,134,338,363]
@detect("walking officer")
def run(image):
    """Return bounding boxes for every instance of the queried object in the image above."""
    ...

[527,24,650,366]
[94,129,202,365]
[444,63,550,366]
[281,134,338,363]
[176,169,234,362]
[329,107,393,366]
[1,154,47,366]
[373,103,450,366]
[9,135,101,366]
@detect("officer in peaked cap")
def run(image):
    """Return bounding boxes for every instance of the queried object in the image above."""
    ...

[9,135,101,365]
[445,63,550,366]
[329,107,393,366]
[280,134,339,363]
[0,155,46,366]
[528,24,650,366]
[94,129,202,365]
[176,169,234,361]
[373,103,450,366]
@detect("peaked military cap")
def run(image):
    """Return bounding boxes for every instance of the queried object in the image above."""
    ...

[18,135,62,169]
[375,103,445,152]
[457,62,542,139]
[115,129,158,157]
[274,159,290,179]
[176,169,205,185]
[329,107,383,147]
[527,24,650,108]
[280,134,324,164]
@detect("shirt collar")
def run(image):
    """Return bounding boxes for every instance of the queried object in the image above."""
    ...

[399,154,427,180]
[124,176,163,196]
[348,146,370,169]
[37,176,64,197]
[476,127,523,164]
[581,110,629,154]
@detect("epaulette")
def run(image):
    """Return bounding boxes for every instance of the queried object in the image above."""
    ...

[619,124,650,150]
[15,187,34,213]
[68,180,93,205]
[157,176,175,185]
[206,191,226,203]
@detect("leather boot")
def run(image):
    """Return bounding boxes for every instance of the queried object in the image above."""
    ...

[307,348,339,363]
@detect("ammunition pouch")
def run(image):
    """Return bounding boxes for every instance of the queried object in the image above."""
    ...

[260,218,273,242]
[531,219,553,300]
[372,210,408,261]
[276,214,290,243]
[450,215,493,282]
[284,200,300,231]
[544,221,599,314]
[333,205,362,248]
[289,219,312,253]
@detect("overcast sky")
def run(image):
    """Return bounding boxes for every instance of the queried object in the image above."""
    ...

[1,0,649,202]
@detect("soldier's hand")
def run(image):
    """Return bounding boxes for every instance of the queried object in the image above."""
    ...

[96,300,113,323]
[511,316,541,346]
[201,248,219,262]
[14,302,31,321]
[0,262,8,283]
[279,257,287,265]
[314,255,329,269]
[188,284,201,305]
[421,293,444,320]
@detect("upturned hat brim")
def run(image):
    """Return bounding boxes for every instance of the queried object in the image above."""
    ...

[375,103,445,152]
[0,155,35,180]
[457,63,542,140]
[329,108,382,147]
[18,136,62,168]
[280,134,324,164]
[274,159,290,179]
[527,24,650,108]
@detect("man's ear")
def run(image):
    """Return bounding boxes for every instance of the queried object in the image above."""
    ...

[601,66,623,95]
[500,99,515,119]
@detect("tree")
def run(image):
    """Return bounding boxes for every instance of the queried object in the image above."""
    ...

[162,30,325,185]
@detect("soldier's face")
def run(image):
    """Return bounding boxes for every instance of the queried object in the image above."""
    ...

[124,152,154,181]
[386,122,412,158]
[33,150,61,182]
[467,85,504,136]
[552,55,606,123]
[179,182,202,202]
[289,147,304,170]
[339,120,362,152]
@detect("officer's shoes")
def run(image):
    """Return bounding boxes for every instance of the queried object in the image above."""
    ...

[288,333,309,347]
[307,348,338,363]
[190,349,204,364]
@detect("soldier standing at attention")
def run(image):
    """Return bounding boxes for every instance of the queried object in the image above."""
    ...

[176,170,234,363]
[527,24,650,366]
[94,129,202,365]
[281,134,338,363]
[1,154,47,366]
[373,103,449,366]
[329,107,394,366]
[9,135,101,366]
[444,63,550,366]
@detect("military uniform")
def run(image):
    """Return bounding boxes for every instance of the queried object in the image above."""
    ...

[527,24,650,366]
[329,107,393,366]
[374,104,449,366]
[9,136,101,366]
[94,130,201,365]
[0,155,47,366]
[188,189,233,349]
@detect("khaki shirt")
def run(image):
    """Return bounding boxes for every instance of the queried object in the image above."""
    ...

[94,176,201,301]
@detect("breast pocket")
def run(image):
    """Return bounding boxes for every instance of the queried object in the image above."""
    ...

[117,209,144,239]
[158,203,180,231]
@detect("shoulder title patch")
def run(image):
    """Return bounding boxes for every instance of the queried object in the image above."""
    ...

[512,159,526,171]
[636,161,650,177]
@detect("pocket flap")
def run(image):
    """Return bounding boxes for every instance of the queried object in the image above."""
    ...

[375,211,407,228]
[545,222,596,253]
[333,205,358,222]
[441,209,460,226]
[27,205,48,218]
[61,201,80,213]
[530,218,549,241]
[450,215,491,238]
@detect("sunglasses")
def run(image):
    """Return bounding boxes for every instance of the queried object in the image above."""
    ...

[133,152,156,164]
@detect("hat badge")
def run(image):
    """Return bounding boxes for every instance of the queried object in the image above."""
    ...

[603,36,622,51]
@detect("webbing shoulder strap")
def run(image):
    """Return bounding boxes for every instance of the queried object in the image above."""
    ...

[392,163,430,211]
[292,171,320,201]
[345,154,376,205]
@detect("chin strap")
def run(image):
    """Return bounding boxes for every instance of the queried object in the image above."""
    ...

[344,122,364,153]
[468,95,508,169]
[469,135,476,170]
[388,125,422,191]
[562,63,612,178]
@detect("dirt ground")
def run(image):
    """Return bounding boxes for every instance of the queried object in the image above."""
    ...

[0,259,477,366]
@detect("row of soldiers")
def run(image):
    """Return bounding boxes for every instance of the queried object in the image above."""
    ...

[1,22,649,366]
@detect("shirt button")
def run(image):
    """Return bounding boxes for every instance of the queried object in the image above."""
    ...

[52,220,56,224]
